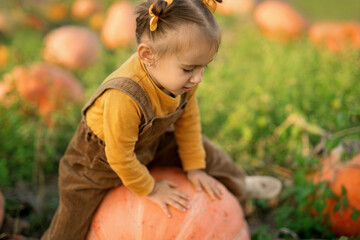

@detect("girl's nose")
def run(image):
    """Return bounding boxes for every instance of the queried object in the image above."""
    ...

[190,68,204,84]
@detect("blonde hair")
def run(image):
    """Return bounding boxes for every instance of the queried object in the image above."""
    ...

[135,0,222,57]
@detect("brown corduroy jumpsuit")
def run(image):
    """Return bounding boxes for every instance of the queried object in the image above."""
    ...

[41,78,246,240]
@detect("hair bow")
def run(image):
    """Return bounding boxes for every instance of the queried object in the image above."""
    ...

[149,0,173,31]
[201,0,217,13]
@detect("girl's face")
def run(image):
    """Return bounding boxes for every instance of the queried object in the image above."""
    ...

[146,30,217,96]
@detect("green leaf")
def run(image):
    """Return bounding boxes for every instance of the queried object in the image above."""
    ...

[351,209,360,222]
[341,185,347,196]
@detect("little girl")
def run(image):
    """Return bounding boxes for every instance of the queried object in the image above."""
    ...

[42,0,281,239]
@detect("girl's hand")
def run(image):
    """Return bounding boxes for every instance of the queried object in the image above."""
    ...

[147,180,190,218]
[186,169,223,200]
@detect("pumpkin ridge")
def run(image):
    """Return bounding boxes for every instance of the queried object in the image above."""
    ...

[174,193,205,240]
[136,198,145,240]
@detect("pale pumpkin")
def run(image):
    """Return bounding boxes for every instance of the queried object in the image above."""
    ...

[253,0,306,42]
[43,25,101,69]
[308,21,360,52]
[87,167,250,240]
[0,63,84,118]
[72,0,102,20]
[313,151,360,237]
[101,1,136,49]
[217,0,255,16]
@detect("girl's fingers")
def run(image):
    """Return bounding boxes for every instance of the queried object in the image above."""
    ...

[168,198,188,212]
[170,196,190,209]
[174,189,190,200]
[160,202,172,218]
[201,179,223,200]
[201,181,216,200]
[165,180,178,188]
[191,179,202,191]
[213,184,223,199]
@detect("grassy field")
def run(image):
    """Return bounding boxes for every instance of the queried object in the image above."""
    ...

[0,0,360,239]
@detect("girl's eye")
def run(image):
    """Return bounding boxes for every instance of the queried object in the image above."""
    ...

[183,68,194,73]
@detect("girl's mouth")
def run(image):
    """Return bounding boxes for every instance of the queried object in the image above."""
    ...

[182,86,193,92]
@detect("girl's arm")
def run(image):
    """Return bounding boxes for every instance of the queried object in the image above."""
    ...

[102,89,155,196]
[174,86,206,171]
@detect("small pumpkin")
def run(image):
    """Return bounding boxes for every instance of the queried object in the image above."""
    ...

[217,0,255,16]
[89,13,105,31]
[43,25,101,69]
[253,0,307,42]
[23,14,48,31]
[308,21,360,52]
[313,150,360,237]
[101,1,136,49]
[0,45,8,68]
[45,3,68,22]
[71,0,102,20]
[87,167,250,240]
[0,63,84,119]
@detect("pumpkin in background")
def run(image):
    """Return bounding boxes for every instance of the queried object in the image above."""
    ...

[308,21,360,52]
[87,167,250,240]
[89,13,105,31]
[23,14,48,32]
[71,0,102,20]
[217,0,255,16]
[43,25,101,69]
[0,191,4,230]
[0,12,14,35]
[45,3,68,22]
[0,45,8,68]
[101,1,136,49]
[313,150,360,237]
[344,22,360,48]
[253,0,307,42]
[0,63,84,119]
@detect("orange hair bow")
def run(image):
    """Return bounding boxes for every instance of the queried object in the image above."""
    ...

[201,0,217,13]
[149,0,173,31]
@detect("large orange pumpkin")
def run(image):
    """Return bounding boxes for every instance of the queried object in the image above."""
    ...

[0,191,4,230]
[101,1,136,49]
[217,0,255,16]
[0,63,84,118]
[43,25,101,69]
[313,151,360,237]
[87,167,250,240]
[72,0,102,20]
[308,21,360,52]
[253,0,307,42]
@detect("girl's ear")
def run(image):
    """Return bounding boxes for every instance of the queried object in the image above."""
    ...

[138,43,155,67]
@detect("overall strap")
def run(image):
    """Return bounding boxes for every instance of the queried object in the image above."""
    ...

[81,77,154,124]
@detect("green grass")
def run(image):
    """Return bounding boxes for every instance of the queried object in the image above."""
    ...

[289,0,360,21]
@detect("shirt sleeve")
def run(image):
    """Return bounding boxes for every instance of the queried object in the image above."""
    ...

[102,89,155,196]
[174,86,206,171]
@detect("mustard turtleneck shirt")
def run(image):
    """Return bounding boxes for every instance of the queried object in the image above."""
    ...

[85,54,206,196]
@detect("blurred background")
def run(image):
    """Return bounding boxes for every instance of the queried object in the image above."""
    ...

[0,0,360,239]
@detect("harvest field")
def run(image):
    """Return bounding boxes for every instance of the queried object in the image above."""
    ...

[0,0,360,239]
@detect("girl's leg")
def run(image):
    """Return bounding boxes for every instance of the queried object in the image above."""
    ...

[42,122,121,240]
[41,154,121,240]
